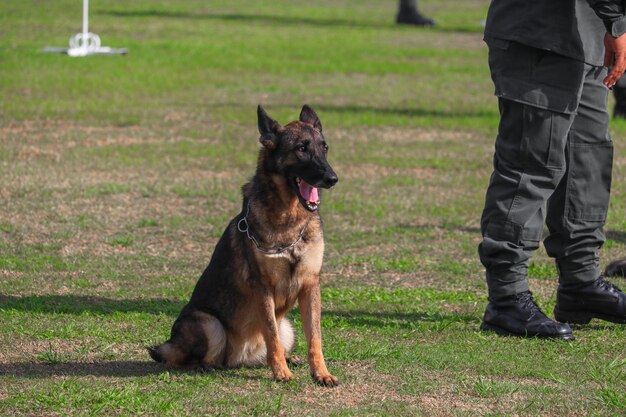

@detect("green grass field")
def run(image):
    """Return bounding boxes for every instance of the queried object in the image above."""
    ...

[1,1,625,415]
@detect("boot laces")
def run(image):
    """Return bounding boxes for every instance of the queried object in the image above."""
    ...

[594,277,622,293]
[515,291,542,318]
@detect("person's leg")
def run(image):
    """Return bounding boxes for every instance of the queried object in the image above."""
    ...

[477,41,592,338]
[396,0,435,26]
[478,98,576,339]
[479,98,574,299]
[544,65,612,286]
[546,65,626,324]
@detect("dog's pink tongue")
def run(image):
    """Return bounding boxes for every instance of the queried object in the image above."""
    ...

[299,180,319,203]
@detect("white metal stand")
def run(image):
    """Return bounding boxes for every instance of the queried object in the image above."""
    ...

[43,0,127,56]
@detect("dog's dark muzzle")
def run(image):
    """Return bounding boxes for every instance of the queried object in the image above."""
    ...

[300,159,338,189]
[314,158,338,189]
[321,170,338,188]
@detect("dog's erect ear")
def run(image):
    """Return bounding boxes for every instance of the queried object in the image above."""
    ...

[257,105,281,149]
[257,105,279,136]
[299,104,322,132]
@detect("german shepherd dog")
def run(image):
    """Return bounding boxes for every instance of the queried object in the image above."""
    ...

[149,105,339,386]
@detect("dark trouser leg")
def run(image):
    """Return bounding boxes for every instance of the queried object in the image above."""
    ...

[478,99,575,300]
[398,0,417,14]
[544,66,613,285]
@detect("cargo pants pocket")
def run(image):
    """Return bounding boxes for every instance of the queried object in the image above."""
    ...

[520,106,571,171]
[566,141,613,223]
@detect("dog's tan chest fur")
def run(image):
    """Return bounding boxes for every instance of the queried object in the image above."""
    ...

[254,237,324,313]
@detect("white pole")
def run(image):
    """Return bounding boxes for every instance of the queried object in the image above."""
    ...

[82,0,89,53]
[82,0,89,40]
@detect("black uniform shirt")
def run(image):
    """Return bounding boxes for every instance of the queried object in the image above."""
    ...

[484,0,626,66]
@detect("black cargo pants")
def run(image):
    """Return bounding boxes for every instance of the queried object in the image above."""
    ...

[479,39,614,300]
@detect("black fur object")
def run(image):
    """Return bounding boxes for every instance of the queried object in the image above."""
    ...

[605,259,626,277]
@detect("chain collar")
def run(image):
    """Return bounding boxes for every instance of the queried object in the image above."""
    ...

[237,201,310,255]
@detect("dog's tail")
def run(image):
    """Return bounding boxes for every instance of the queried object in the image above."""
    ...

[148,312,227,368]
[146,341,187,367]
[147,345,164,363]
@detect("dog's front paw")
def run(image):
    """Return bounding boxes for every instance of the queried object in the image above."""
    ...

[272,368,295,382]
[312,372,339,387]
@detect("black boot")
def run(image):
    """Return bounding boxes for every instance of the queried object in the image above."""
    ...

[396,0,435,27]
[554,277,626,324]
[481,291,574,340]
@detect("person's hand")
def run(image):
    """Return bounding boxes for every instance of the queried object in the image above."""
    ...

[604,31,626,88]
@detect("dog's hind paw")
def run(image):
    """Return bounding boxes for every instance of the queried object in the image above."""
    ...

[286,355,304,368]
[199,361,226,373]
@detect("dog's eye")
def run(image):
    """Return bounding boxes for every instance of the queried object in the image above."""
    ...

[322,142,329,152]
[297,145,307,153]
